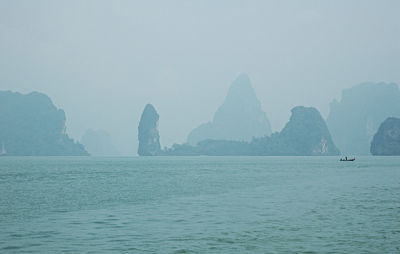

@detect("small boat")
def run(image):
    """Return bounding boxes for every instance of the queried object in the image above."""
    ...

[340,157,355,161]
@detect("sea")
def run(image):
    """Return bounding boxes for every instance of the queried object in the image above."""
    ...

[0,156,399,253]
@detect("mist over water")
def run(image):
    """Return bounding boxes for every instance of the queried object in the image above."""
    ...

[1,1,399,155]
[1,156,399,253]
[1,2,400,252]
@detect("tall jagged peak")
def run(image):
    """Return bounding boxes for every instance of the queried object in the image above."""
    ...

[223,73,258,104]
[226,73,256,99]
[187,74,272,145]
[140,104,159,126]
[138,104,161,156]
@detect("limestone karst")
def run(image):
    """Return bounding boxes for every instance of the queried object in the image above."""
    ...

[370,117,400,155]
[327,82,400,155]
[187,74,272,145]
[138,104,161,156]
[0,91,88,156]
[165,106,340,156]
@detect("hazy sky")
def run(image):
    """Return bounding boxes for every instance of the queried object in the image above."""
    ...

[1,0,399,155]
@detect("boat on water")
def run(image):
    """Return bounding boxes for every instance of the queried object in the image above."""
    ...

[340,156,355,161]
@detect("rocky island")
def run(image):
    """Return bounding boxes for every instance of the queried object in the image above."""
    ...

[162,106,340,156]
[370,117,400,155]
[0,91,88,156]
[263,106,340,156]
[138,104,161,156]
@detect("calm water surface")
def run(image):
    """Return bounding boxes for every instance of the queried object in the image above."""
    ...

[0,156,399,253]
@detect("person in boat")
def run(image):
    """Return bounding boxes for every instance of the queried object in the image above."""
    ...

[340,156,355,161]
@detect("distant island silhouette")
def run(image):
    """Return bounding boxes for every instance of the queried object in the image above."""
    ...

[188,74,272,145]
[154,106,340,156]
[0,91,88,156]
[1,78,400,156]
[327,82,400,155]
[370,117,400,156]
[81,129,120,156]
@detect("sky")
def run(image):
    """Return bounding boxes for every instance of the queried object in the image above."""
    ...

[0,0,399,155]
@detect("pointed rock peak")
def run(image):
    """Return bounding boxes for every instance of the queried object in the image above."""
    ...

[225,73,257,103]
[142,104,158,118]
[187,74,272,145]
[232,73,251,87]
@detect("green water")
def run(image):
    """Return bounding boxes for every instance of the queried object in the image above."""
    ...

[0,156,399,253]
